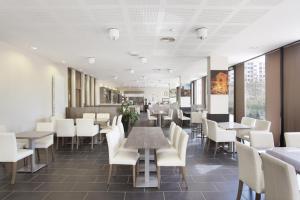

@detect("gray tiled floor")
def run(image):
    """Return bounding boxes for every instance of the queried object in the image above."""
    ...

[0,113,264,200]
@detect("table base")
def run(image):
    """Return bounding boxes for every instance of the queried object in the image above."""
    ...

[138,163,156,172]
[18,163,46,173]
[135,175,158,188]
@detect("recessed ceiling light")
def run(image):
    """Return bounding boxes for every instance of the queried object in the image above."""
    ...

[196,27,208,40]
[140,57,147,64]
[31,46,38,50]
[108,28,120,40]
[130,69,135,74]
[88,57,96,64]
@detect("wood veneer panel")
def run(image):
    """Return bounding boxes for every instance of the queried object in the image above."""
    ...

[235,63,245,122]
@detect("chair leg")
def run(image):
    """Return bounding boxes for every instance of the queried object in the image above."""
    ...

[29,155,33,172]
[11,162,17,184]
[36,149,40,162]
[214,142,218,158]
[206,139,211,152]
[255,193,261,200]
[107,164,113,186]
[132,165,136,187]
[157,166,161,189]
[71,137,74,151]
[77,136,79,150]
[56,137,59,150]
[91,136,94,150]
[45,148,49,165]
[62,137,64,146]
[181,166,188,188]
[51,145,55,161]
[236,180,243,200]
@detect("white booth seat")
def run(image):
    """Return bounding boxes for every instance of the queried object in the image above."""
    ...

[261,153,300,200]
[236,117,256,140]
[240,119,271,142]
[236,142,265,200]
[0,133,33,184]
[285,132,300,148]
[106,127,139,187]
[207,120,236,158]
[156,130,189,188]
[250,131,274,149]
[56,119,76,151]
[96,113,110,126]
[76,119,99,150]
[83,113,96,121]
[35,122,55,163]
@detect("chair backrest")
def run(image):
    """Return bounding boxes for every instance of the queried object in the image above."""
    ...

[178,130,189,165]
[106,127,120,164]
[117,121,125,141]
[147,109,151,118]
[0,132,18,162]
[169,122,176,142]
[56,119,75,137]
[117,115,123,125]
[177,109,181,119]
[83,113,96,120]
[250,131,274,149]
[96,113,110,122]
[173,125,183,150]
[111,115,117,127]
[241,117,256,127]
[168,109,173,118]
[206,120,218,140]
[76,119,94,135]
[255,119,271,131]
[201,111,208,118]
[191,112,202,123]
[261,153,300,200]
[36,122,55,132]
[50,115,64,131]
[202,118,208,137]
[285,132,300,148]
[236,142,264,193]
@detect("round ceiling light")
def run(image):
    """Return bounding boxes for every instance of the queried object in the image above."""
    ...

[88,57,96,64]
[160,37,176,42]
[130,69,135,74]
[140,57,147,64]
[108,28,120,40]
[196,27,208,40]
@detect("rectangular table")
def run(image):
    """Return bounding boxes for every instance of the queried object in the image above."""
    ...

[266,147,300,173]
[16,131,54,173]
[125,127,170,187]
[151,111,167,127]
[218,122,251,130]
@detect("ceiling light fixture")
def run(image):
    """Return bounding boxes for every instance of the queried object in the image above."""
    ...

[196,27,208,40]
[31,46,38,50]
[160,36,176,43]
[88,57,96,64]
[130,69,135,74]
[140,57,147,64]
[108,28,120,41]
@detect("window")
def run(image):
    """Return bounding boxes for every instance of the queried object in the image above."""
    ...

[228,69,234,115]
[244,56,266,119]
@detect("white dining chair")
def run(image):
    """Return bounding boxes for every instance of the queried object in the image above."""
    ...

[236,117,256,141]
[178,110,190,127]
[76,118,99,150]
[250,131,274,149]
[0,125,28,149]
[261,153,300,200]
[191,112,202,138]
[202,118,210,151]
[106,127,139,187]
[83,113,96,121]
[0,133,33,184]
[116,121,137,153]
[206,120,236,158]
[285,132,300,148]
[156,125,182,154]
[56,119,76,151]
[35,122,55,164]
[100,115,117,141]
[167,121,177,145]
[236,142,265,200]
[156,130,189,188]
[163,109,173,126]
[242,119,271,142]
[147,109,157,125]
[96,113,110,126]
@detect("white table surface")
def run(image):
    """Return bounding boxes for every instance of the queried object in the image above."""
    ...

[218,122,251,130]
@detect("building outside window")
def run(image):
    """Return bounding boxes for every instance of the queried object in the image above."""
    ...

[244,56,266,119]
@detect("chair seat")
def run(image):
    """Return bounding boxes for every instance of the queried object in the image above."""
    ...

[241,135,250,141]
[156,151,184,166]
[34,135,53,148]
[212,130,236,143]
[119,139,138,153]
[156,147,177,154]
[16,149,33,161]
[236,129,250,139]
[111,151,139,165]
[148,116,157,120]
[100,127,112,134]
[163,116,172,120]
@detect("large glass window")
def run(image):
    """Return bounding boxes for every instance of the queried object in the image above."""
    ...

[244,56,266,119]
[228,68,234,121]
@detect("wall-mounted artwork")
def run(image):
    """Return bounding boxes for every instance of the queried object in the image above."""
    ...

[211,70,229,95]
[181,83,191,97]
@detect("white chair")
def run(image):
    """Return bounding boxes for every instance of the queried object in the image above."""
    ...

[0,125,28,149]
[250,131,274,149]
[261,153,300,200]
[178,110,190,127]
[106,127,139,187]
[156,130,189,188]
[0,133,33,184]
[236,142,264,200]
[285,132,300,148]
[56,119,76,151]
[163,109,173,126]
[236,117,256,141]
[83,113,96,121]
[156,125,182,154]
[96,113,110,126]
[100,115,117,141]
[206,120,236,158]
[242,119,271,142]
[167,121,176,145]
[35,122,55,164]
[116,122,137,153]
[202,118,210,150]
[147,109,157,125]
[191,112,202,138]
[76,119,99,150]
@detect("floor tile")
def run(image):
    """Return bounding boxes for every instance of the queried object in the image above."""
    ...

[4,192,48,200]
[35,182,76,191]
[125,192,164,200]
[85,192,124,200]
[44,192,87,200]
[164,191,205,200]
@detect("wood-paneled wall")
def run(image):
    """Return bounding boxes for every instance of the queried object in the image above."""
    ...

[234,63,245,123]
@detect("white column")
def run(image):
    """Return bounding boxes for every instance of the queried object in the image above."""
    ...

[71,69,76,107]
[86,75,90,106]
[207,55,229,114]
[81,73,85,107]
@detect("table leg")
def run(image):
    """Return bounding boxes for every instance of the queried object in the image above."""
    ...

[157,115,162,127]
[145,148,150,184]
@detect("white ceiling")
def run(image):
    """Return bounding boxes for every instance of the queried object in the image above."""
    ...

[0,0,298,87]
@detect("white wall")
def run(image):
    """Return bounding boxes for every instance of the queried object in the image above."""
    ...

[0,41,68,132]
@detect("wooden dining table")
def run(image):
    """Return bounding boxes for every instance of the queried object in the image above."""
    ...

[16,131,54,173]
[125,127,170,187]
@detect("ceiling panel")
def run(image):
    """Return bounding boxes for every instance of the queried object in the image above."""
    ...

[90,8,124,23]
[205,0,243,7]
[128,7,159,23]
[215,25,247,35]
[246,0,284,7]
[163,8,197,23]
[229,9,269,23]
[197,9,233,23]
[165,0,203,5]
